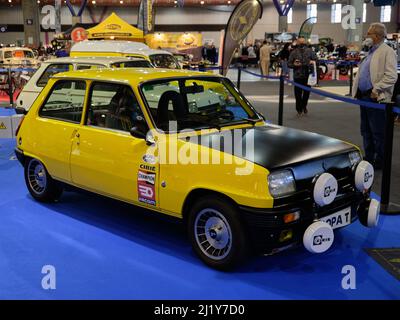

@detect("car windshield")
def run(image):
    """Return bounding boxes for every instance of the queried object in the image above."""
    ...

[149,54,180,69]
[140,77,261,132]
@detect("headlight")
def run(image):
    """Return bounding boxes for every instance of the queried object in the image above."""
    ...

[349,151,362,166]
[267,170,296,198]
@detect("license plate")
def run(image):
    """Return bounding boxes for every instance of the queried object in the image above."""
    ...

[320,207,351,229]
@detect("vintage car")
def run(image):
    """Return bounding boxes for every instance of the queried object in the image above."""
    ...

[70,40,181,70]
[14,68,379,269]
[16,56,153,111]
[0,47,39,66]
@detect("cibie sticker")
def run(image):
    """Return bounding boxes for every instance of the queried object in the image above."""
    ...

[138,170,156,206]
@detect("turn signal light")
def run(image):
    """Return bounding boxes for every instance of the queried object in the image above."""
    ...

[283,211,300,223]
[279,229,293,242]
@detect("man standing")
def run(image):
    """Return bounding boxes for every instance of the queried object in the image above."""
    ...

[288,37,317,116]
[353,23,397,170]
[259,40,272,77]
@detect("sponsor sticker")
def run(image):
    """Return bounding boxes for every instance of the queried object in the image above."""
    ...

[138,170,156,205]
[142,154,156,164]
[0,122,7,129]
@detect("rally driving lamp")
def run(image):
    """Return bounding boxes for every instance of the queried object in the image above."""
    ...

[267,153,380,255]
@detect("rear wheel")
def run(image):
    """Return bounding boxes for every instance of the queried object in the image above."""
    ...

[187,196,249,270]
[24,158,63,202]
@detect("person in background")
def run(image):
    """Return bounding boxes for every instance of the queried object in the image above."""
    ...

[288,37,317,116]
[337,44,347,59]
[209,44,217,65]
[352,22,397,170]
[259,40,272,77]
[326,42,334,53]
[278,43,291,76]
[248,44,256,58]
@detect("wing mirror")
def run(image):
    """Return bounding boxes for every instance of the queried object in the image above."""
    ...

[130,126,146,139]
[130,126,156,146]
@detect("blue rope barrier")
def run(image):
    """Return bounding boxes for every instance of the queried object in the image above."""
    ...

[318,59,359,66]
[240,68,281,80]
[229,66,399,115]
[285,79,387,111]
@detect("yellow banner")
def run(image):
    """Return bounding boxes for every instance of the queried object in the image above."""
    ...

[146,33,202,49]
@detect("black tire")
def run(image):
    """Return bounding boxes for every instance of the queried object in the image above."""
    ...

[24,158,63,203]
[187,196,249,270]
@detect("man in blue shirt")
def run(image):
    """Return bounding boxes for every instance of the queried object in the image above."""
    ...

[354,23,398,170]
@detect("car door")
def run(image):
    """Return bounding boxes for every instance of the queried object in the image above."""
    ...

[32,79,86,182]
[70,81,159,207]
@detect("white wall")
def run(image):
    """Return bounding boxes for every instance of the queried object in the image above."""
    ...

[0,3,398,45]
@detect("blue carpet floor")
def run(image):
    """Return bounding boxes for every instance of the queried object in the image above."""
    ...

[0,138,399,300]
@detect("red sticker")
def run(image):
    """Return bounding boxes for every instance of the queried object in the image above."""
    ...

[138,170,156,205]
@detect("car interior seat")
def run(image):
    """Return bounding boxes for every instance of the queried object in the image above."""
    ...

[156,90,187,131]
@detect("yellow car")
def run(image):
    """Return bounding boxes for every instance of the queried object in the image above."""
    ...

[14,68,380,269]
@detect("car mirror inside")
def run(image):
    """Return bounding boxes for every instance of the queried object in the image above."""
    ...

[15,107,27,115]
[182,83,204,94]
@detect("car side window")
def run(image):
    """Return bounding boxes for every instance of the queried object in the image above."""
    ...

[37,63,72,87]
[39,80,86,123]
[87,82,146,132]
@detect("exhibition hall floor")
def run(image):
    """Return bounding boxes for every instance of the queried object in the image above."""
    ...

[0,79,399,299]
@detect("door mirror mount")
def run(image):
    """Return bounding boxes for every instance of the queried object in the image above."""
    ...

[130,126,146,139]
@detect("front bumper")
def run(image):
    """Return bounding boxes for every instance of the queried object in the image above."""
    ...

[239,191,367,254]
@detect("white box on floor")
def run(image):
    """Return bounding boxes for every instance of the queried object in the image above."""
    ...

[0,116,13,138]
[11,114,24,137]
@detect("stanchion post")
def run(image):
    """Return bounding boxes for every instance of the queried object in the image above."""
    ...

[237,65,242,90]
[278,74,284,126]
[8,66,13,107]
[349,62,353,96]
[380,102,395,214]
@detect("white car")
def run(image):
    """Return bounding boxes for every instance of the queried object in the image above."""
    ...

[16,56,153,111]
[70,40,181,70]
[0,47,39,66]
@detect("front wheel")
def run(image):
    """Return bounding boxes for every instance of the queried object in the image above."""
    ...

[24,158,63,202]
[187,196,249,270]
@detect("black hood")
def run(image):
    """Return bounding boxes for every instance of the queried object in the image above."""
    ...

[189,125,356,170]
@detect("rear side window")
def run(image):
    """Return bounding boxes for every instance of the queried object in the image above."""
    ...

[37,64,72,87]
[39,80,86,123]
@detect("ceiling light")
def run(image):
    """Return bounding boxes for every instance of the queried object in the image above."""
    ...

[120,0,123,3]
[228,0,231,3]
[174,0,177,3]
[92,0,96,4]
[200,1,205,4]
